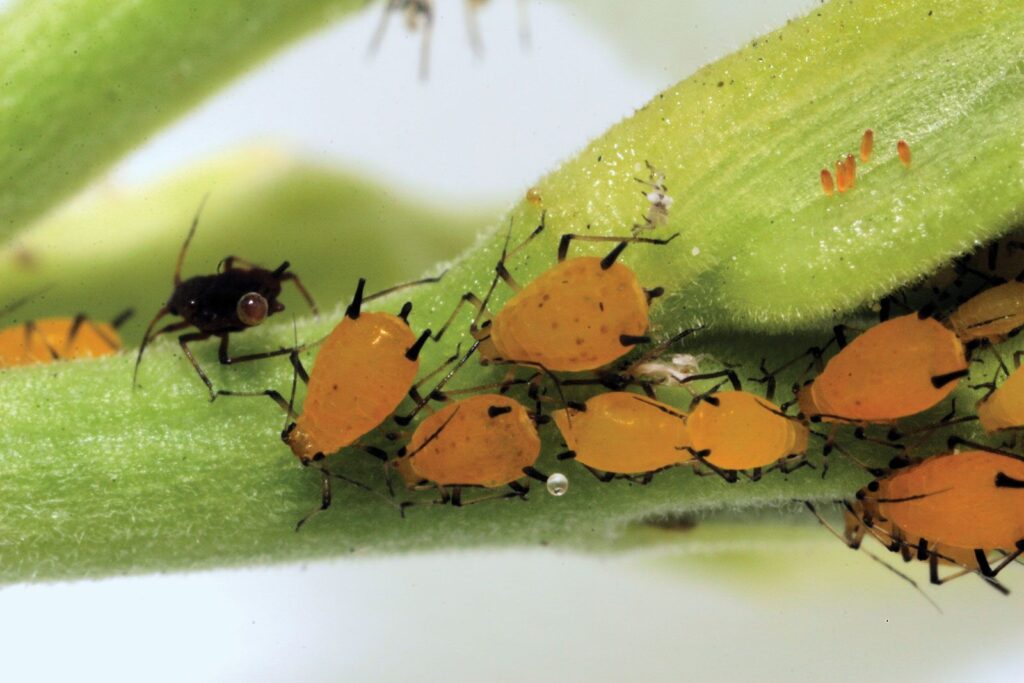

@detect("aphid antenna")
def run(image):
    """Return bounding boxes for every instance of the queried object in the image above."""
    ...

[132,306,173,389]
[109,308,135,330]
[0,284,54,320]
[362,270,448,307]
[402,406,462,462]
[628,394,687,420]
[803,501,942,613]
[175,194,211,287]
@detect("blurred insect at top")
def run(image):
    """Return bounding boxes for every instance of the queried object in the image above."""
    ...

[0,291,133,366]
[133,199,318,398]
[367,0,531,79]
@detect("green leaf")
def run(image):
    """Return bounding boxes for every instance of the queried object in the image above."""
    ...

[0,0,363,236]
[1,0,1022,584]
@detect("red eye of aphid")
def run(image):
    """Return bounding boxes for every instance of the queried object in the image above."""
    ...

[237,292,269,326]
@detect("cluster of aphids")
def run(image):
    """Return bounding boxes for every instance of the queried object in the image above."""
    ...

[4,141,1024,599]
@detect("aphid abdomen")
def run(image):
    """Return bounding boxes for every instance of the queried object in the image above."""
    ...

[803,315,966,422]
[876,451,1024,550]
[490,258,649,372]
[401,394,540,488]
[552,392,691,474]
[689,391,807,470]
[293,312,418,458]
[978,365,1024,432]
[947,281,1024,343]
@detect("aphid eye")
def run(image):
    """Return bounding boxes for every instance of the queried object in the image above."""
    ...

[237,292,269,326]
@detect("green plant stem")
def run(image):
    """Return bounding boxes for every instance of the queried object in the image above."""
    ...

[0,0,363,236]
[1,0,1023,584]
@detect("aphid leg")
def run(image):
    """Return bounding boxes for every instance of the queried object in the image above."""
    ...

[363,271,447,306]
[22,320,61,360]
[557,232,680,265]
[680,447,738,483]
[325,464,406,516]
[448,485,526,507]
[295,468,332,531]
[767,454,815,475]
[582,465,616,483]
[217,333,297,367]
[178,331,218,399]
[214,388,298,419]
[432,292,490,341]
[928,551,1010,595]
[809,429,881,478]
[408,343,463,404]
[276,270,320,317]
[395,341,481,426]
[464,0,485,57]
[132,314,190,388]
[59,313,118,352]
[805,502,943,610]
[417,2,433,80]
[174,196,210,288]
[947,436,1024,461]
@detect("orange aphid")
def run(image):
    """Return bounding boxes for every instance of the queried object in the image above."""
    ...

[552,392,692,477]
[977,365,1024,433]
[687,391,809,479]
[820,168,835,196]
[860,129,874,162]
[436,213,675,373]
[845,154,856,188]
[798,314,968,423]
[285,279,429,464]
[0,313,129,367]
[525,187,543,206]
[946,280,1024,343]
[393,394,542,495]
[897,139,912,167]
[846,449,1024,588]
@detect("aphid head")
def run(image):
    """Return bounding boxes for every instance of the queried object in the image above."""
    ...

[237,291,270,327]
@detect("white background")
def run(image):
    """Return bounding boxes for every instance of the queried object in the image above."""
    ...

[2,2,1022,681]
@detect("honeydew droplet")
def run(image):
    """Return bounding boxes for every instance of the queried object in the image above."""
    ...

[546,473,569,497]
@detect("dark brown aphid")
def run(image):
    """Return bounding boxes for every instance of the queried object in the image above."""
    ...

[133,200,318,398]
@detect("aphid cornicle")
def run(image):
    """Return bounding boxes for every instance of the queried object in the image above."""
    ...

[552,392,693,482]
[840,445,1024,591]
[392,393,547,506]
[434,211,677,373]
[133,201,318,399]
[0,309,133,367]
[686,390,810,481]
[218,276,440,528]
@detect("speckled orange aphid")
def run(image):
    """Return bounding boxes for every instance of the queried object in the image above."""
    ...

[798,312,969,425]
[217,276,440,528]
[0,309,132,367]
[686,390,810,481]
[434,211,677,373]
[839,444,1024,591]
[392,393,546,506]
[552,392,693,482]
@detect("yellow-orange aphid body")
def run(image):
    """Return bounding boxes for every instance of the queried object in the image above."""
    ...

[860,129,874,162]
[486,257,649,372]
[525,187,543,206]
[0,317,123,367]
[396,394,540,488]
[820,169,835,196]
[552,392,692,475]
[688,391,808,472]
[946,281,1024,343]
[798,314,968,423]
[977,366,1024,433]
[288,311,419,463]
[844,154,856,188]
[897,139,912,167]
[850,451,1024,573]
